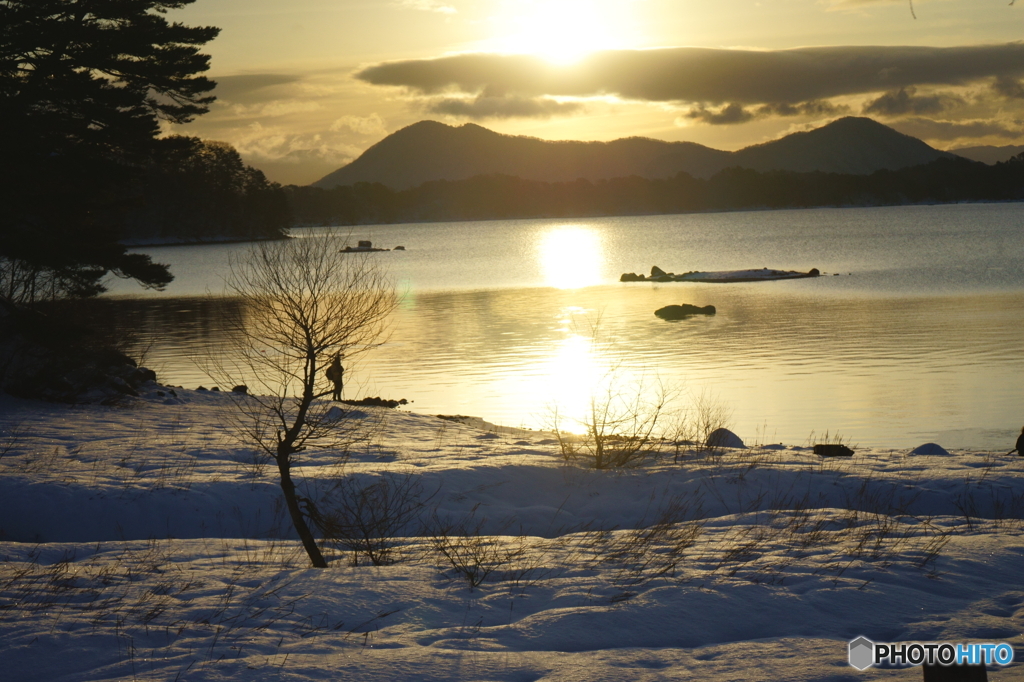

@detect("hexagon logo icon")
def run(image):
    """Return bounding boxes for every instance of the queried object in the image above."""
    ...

[848,636,875,670]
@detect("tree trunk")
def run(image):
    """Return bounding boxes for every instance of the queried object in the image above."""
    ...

[277,456,328,568]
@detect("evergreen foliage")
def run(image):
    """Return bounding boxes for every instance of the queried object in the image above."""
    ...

[128,136,291,242]
[0,0,219,304]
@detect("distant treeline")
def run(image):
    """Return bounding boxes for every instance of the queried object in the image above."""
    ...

[125,136,290,242]
[285,155,1024,225]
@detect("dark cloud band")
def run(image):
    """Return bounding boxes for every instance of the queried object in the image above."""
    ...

[862,87,963,117]
[211,74,303,103]
[355,44,1024,105]
[684,100,851,125]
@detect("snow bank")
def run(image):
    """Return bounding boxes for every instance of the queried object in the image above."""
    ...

[0,389,1022,681]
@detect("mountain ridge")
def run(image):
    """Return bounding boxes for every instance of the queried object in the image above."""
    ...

[313,117,956,190]
[949,144,1024,165]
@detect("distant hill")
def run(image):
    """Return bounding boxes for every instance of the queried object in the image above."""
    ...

[950,144,1024,165]
[313,117,955,190]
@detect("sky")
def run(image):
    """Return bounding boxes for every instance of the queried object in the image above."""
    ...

[167,0,1024,185]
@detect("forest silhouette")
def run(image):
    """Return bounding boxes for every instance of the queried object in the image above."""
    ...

[287,154,1024,226]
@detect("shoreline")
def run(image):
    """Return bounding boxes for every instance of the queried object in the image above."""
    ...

[120,233,290,249]
[1,384,1016,462]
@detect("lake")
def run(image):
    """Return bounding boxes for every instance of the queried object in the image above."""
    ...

[105,203,1024,450]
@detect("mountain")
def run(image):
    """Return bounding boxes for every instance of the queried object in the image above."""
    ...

[313,117,955,190]
[730,117,953,175]
[314,121,726,190]
[949,144,1024,165]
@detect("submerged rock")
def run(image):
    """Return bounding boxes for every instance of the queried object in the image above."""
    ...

[655,304,717,320]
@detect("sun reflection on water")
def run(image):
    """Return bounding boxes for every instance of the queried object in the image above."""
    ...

[539,333,606,426]
[537,225,604,289]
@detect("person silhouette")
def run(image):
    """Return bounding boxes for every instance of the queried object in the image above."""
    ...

[1012,426,1024,456]
[325,354,344,401]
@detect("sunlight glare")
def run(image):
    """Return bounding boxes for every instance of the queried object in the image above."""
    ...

[537,225,604,289]
[541,333,605,428]
[488,0,628,64]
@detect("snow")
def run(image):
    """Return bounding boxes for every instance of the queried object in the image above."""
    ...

[625,267,823,283]
[674,268,821,283]
[1,387,1023,681]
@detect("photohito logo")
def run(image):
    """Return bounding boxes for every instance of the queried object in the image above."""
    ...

[848,637,1015,671]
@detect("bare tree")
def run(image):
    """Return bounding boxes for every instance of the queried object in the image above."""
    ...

[549,373,675,469]
[317,472,432,566]
[218,231,398,567]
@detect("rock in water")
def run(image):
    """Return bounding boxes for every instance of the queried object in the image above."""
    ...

[650,265,667,278]
[655,304,716,320]
[706,428,745,448]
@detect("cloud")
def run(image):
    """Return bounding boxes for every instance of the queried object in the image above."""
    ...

[355,44,1024,106]
[682,103,755,125]
[426,95,584,119]
[231,122,363,167]
[759,100,851,117]
[824,0,910,7]
[891,117,1023,141]
[862,87,964,116]
[682,100,850,126]
[169,69,400,184]
[210,74,303,104]
[826,0,1020,8]
[993,76,1024,99]
[330,113,388,136]
[397,0,456,13]
[228,100,322,118]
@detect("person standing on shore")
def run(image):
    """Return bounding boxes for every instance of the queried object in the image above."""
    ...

[1012,426,1024,456]
[326,355,344,401]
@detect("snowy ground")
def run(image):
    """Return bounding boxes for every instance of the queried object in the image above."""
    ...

[1,387,1022,681]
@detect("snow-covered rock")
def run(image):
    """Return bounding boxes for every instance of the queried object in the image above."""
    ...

[706,427,745,448]
[910,442,950,455]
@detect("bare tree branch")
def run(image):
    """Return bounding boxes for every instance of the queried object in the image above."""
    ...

[205,230,398,567]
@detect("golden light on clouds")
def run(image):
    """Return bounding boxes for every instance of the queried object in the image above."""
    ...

[168,0,1024,184]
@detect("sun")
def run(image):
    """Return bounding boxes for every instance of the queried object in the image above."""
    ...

[487,0,628,64]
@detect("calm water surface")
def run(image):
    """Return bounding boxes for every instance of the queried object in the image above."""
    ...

[106,203,1024,449]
